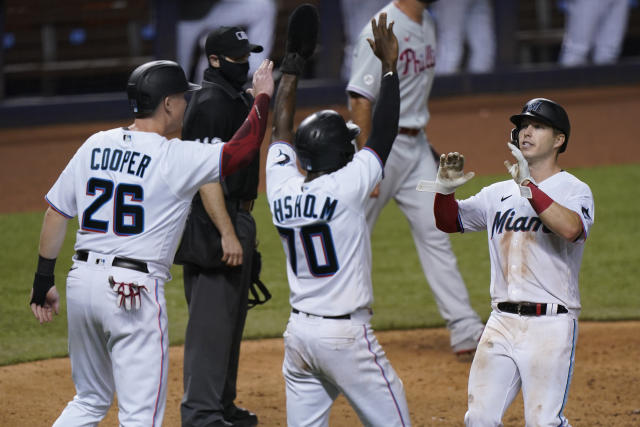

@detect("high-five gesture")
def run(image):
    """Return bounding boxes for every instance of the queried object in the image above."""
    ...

[367,13,398,73]
[504,142,534,185]
[251,59,275,97]
[417,152,475,194]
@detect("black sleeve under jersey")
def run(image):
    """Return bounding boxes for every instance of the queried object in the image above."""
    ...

[364,71,400,166]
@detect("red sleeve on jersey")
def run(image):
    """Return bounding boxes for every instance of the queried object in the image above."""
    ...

[526,182,554,214]
[221,93,270,177]
[434,193,461,233]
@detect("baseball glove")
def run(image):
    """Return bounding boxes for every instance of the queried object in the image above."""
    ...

[280,4,319,75]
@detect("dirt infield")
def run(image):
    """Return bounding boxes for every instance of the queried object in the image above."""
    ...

[1,322,639,426]
[1,84,639,426]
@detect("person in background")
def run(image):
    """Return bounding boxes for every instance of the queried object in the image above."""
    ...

[176,0,276,81]
[347,0,485,356]
[559,0,633,66]
[340,0,388,80]
[176,26,264,427]
[430,0,496,74]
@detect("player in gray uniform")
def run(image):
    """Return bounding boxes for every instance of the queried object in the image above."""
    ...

[267,8,411,426]
[420,98,594,426]
[29,59,274,426]
[347,0,485,355]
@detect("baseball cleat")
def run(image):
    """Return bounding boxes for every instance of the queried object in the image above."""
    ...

[225,406,258,427]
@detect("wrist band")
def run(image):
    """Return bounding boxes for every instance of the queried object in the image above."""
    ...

[526,182,553,214]
[37,255,57,276]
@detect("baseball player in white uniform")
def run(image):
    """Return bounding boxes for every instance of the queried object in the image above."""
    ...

[268,10,411,426]
[559,0,633,67]
[430,0,496,74]
[419,98,594,426]
[29,59,274,426]
[347,0,485,355]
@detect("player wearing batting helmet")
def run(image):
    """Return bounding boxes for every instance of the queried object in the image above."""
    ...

[29,59,274,426]
[266,7,413,425]
[421,97,594,426]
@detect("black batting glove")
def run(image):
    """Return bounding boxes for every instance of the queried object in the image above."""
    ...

[31,273,55,306]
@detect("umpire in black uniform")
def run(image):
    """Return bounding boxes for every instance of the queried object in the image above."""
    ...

[175,26,263,427]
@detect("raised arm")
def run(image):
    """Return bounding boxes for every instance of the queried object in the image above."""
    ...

[272,4,319,143]
[505,143,584,241]
[361,13,400,167]
[221,60,273,177]
[272,74,298,143]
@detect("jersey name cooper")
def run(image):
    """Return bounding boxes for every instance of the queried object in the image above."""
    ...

[46,127,224,279]
[89,147,151,178]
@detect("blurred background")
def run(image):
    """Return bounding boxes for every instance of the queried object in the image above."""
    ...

[1,0,639,127]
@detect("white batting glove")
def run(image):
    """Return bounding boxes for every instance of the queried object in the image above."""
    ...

[416,152,475,194]
[504,142,535,185]
[504,142,537,199]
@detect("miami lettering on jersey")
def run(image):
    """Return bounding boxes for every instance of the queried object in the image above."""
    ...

[398,44,435,76]
[90,147,152,178]
[491,208,551,238]
[272,194,338,224]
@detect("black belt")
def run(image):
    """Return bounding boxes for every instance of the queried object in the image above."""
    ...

[76,250,149,273]
[292,308,350,320]
[497,302,568,316]
[398,127,421,136]
[227,199,254,212]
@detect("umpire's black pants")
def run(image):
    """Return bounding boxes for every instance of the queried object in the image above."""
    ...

[181,211,256,427]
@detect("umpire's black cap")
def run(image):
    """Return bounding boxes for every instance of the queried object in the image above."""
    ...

[205,27,263,59]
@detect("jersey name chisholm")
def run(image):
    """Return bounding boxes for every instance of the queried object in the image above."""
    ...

[272,194,338,223]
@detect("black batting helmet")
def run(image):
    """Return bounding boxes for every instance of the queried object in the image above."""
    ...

[510,98,570,153]
[294,110,360,172]
[126,60,201,118]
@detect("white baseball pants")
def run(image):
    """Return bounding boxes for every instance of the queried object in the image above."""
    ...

[52,252,168,427]
[282,308,411,427]
[465,310,577,426]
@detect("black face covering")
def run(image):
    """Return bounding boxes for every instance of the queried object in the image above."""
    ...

[218,56,250,89]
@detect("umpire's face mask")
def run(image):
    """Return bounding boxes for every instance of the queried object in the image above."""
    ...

[218,56,250,90]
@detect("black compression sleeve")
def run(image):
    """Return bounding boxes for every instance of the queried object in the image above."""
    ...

[364,71,400,166]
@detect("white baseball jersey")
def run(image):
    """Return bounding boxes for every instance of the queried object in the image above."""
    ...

[267,141,411,426]
[265,142,383,316]
[46,127,224,280]
[457,171,595,313]
[347,2,436,129]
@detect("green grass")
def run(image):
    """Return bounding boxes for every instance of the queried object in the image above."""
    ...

[1,164,638,365]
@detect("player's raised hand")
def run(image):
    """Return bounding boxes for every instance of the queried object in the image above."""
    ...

[367,13,398,73]
[417,152,475,194]
[252,59,275,97]
[504,142,534,185]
